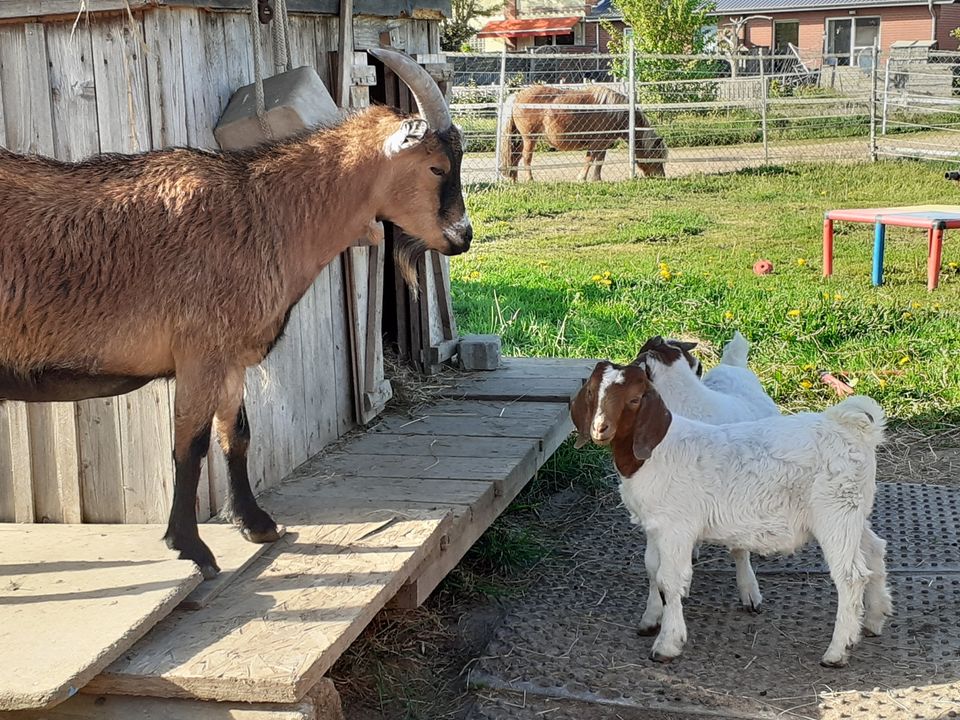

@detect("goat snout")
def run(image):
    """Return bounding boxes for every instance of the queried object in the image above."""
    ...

[443,216,473,254]
[591,418,613,443]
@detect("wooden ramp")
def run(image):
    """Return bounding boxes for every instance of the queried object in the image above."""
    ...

[3,358,590,718]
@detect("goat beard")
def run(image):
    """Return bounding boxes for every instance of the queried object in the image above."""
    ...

[393,234,427,297]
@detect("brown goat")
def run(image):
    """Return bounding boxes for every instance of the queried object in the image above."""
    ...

[0,49,471,578]
[500,85,667,182]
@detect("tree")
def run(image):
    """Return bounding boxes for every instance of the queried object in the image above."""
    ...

[603,0,720,103]
[441,0,498,51]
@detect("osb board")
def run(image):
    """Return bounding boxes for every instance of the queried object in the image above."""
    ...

[84,507,451,703]
[0,525,203,711]
[1,679,342,720]
[180,524,272,610]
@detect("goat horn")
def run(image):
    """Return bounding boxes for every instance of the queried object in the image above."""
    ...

[368,47,452,131]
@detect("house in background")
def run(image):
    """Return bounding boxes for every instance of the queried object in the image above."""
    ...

[475,0,627,52]
[711,0,960,64]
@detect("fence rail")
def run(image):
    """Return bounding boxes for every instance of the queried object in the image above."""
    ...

[449,48,960,183]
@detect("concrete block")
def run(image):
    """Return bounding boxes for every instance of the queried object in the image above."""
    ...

[214,65,341,151]
[459,334,501,371]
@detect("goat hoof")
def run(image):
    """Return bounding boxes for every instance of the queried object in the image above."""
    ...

[198,563,220,580]
[862,626,880,638]
[242,523,286,544]
[742,601,762,613]
[165,534,220,579]
[650,651,679,663]
[638,624,661,637]
[819,657,848,669]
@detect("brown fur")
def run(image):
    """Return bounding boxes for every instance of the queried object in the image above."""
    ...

[570,361,672,476]
[502,85,667,182]
[0,103,471,576]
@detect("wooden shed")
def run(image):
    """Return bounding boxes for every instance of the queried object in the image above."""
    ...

[0,2,587,718]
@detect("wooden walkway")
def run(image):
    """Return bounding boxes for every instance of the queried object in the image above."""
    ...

[5,357,593,720]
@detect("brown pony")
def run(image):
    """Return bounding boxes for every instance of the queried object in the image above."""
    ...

[500,85,666,181]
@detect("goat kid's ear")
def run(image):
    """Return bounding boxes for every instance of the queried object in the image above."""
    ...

[632,391,672,462]
[569,386,593,449]
[384,118,430,156]
[676,340,697,352]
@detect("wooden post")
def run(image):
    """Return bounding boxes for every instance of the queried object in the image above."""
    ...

[337,0,353,107]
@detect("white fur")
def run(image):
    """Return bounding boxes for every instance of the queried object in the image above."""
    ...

[620,394,891,667]
[636,332,779,610]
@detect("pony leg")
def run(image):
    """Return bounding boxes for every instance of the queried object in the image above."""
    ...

[592,150,605,181]
[579,153,593,182]
[522,138,535,181]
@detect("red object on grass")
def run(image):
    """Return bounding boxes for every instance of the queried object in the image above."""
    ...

[753,259,774,275]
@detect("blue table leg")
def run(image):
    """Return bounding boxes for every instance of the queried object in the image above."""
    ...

[872,222,886,286]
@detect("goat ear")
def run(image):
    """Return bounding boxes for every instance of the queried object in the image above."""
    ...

[569,385,594,449]
[676,340,697,352]
[632,390,671,461]
[383,118,429,156]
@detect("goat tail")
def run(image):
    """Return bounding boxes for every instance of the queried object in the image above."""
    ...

[498,93,520,182]
[719,330,750,367]
[824,395,886,447]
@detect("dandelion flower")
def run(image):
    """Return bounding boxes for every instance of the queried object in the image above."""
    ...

[902,311,912,320]
[600,278,612,286]
[787,309,801,318]
[469,270,481,280]
[822,292,831,300]
[899,355,910,365]
[911,302,922,309]
[800,380,813,389]
[933,303,942,311]
[796,258,807,266]
[833,293,843,302]
[603,270,612,278]
[802,363,816,371]
[950,262,959,270]
[878,378,888,388]
[591,274,603,281]
[723,311,734,321]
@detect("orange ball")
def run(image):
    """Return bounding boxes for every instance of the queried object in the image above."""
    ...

[753,259,774,275]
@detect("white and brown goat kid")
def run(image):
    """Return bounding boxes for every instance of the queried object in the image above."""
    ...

[571,361,892,667]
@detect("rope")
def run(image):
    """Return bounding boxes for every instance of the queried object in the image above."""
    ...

[273,0,293,73]
[249,0,273,139]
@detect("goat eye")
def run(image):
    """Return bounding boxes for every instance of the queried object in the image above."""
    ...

[629,397,641,405]
[430,166,445,176]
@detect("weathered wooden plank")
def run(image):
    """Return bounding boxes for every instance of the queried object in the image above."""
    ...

[418,399,576,419]
[200,11,232,131]
[329,256,355,437]
[5,682,342,720]
[46,20,99,160]
[0,26,26,147]
[299,452,527,484]
[28,404,81,524]
[22,22,56,153]
[86,510,451,703]
[144,6,189,148]
[372,408,568,441]
[336,0,353,106]
[431,252,455,339]
[277,473,494,508]
[298,271,339,457]
[90,16,151,153]
[482,356,598,377]
[179,524,272,610]
[244,367,278,499]
[75,397,125,523]
[0,403,33,522]
[439,377,585,403]
[118,382,175,524]
[338,433,538,460]
[221,11,254,93]
[267,300,308,480]
[178,7,216,149]
[0,1,155,21]
[0,524,202,711]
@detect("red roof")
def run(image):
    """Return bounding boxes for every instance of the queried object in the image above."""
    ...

[477,16,580,38]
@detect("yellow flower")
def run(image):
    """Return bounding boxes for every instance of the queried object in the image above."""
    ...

[899,355,910,365]
[787,309,801,318]
[802,363,816,371]
[660,270,673,281]
[800,380,813,389]
[591,274,603,282]
[833,293,843,302]
[933,303,942,311]
[823,292,831,300]
[603,270,612,278]
[469,270,481,279]
[477,254,487,261]
[600,278,612,286]
[911,302,922,309]
[723,311,734,321]
[658,262,670,272]
[949,262,959,270]
[901,311,912,320]
[878,378,888,388]
[796,258,807,266]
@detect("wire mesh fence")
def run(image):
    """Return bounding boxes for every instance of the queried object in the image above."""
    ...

[448,47,960,185]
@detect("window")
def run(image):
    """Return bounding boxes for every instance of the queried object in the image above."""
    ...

[773,20,799,53]
[534,32,575,46]
[826,17,879,66]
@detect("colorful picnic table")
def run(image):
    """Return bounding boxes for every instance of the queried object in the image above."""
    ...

[822,205,960,291]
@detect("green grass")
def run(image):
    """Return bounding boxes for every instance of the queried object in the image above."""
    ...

[451,160,960,427]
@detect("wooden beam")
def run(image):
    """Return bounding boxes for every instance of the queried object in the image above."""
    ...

[337,0,353,109]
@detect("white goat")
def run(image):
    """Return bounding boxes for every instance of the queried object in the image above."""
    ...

[570,361,891,668]
[631,333,780,611]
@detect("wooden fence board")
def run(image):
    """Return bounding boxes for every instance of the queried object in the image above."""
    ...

[339,433,538,460]
[86,510,451,703]
[372,409,568,441]
[46,21,99,160]
[300,452,527,484]
[0,403,33,522]
[299,273,340,457]
[275,474,494,507]
[144,6,189,148]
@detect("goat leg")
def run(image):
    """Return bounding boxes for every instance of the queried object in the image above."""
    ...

[216,401,285,543]
[164,423,220,579]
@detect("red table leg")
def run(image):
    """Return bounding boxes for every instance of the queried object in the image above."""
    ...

[823,218,834,277]
[928,226,945,291]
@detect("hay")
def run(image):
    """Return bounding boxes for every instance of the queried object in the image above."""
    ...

[877,423,960,487]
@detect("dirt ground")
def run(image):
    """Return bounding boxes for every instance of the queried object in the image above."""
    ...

[331,424,960,720]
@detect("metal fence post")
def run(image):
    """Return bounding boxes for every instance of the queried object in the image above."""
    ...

[869,42,879,162]
[493,47,507,181]
[627,33,636,180]
[758,48,769,164]
[880,56,891,136]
